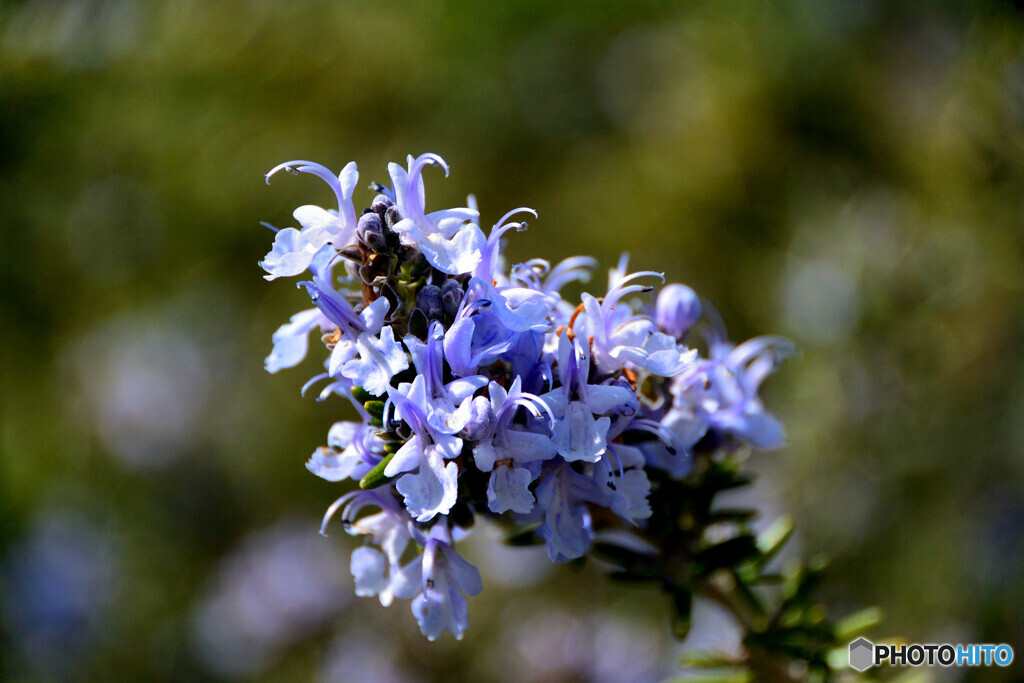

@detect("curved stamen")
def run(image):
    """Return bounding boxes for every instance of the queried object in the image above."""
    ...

[402,153,450,222]
[728,335,795,370]
[545,256,597,294]
[477,207,536,279]
[320,489,398,535]
[604,443,626,480]
[496,390,554,429]
[266,160,345,213]
[602,278,662,316]
[629,418,683,455]
[319,490,363,535]
[301,373,329,397]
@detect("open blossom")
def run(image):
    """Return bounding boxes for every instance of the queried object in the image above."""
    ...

[260,153,790,641]
[261,161,359,280]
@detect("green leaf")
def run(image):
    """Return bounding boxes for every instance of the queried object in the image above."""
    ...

[671,588,693,639]
[363,400,386,420]
[709,509,759,524]
[754,515,794,568]
[504,526,542,546]
[679,651,740,668]
[593,542,657,573]
[351,386,373,403]
[694,536,760,576]
[834,607,883,641]
[358,451,396,489]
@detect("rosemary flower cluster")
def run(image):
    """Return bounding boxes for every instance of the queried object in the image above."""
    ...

[261,153,791,640]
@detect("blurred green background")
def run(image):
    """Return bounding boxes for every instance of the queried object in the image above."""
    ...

[2,0,1023,680]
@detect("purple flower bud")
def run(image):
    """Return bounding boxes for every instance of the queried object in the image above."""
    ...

[463,396,495,441]
[384,205,402,230]
[656,284,702,338]
[416,285,444,320]
[357,212,388,253]
[370,194,394,218]
[440,279,464,319]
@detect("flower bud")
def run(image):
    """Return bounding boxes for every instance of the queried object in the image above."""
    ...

[370,194,394,218]
[356,212,387,252]
[440,279,464,319]
[463,396,496,441]
[656,284,702,338]
[384,205,403,230]
[416,284,443,320]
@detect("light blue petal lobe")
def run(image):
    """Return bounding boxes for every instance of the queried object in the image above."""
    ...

[351,547,389,597]
[395,451,458,522]
[444,548,483,596]
[487,465,535,514]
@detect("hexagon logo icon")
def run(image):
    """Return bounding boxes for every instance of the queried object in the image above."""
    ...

[849,637,874,672]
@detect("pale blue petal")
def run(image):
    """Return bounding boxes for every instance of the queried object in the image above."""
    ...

[384,436,423,477]
[395,450,458,522]
[359,296,391,336]
[265,308,324,373]
[441,223,486,275]
[487,465,535,514]
[603,469,652,521]
[502,430,558,464]
[336,160,359,228]
[443,546,483,596]
[472,440,499,472]
[306,446,361,482]
[292,204,338,232]
[351,546,389,598]
[430,432,463,460]
[328,339,357,377]
[447,376,488,404]
[536,469,593,562]
[326,421,358,448]
[412,576,468,641]
[341,327,409,395]
[552,403,608,462]
[583,383,634,415]
[260,227,318,280]
[388,558,423,602]
[443,317,477,376]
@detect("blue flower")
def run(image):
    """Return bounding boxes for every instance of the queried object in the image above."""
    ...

[573,257,697,377]
[443,211,554,377]
[306,421,385,483]
[541,334,634,463]
[402,322,487,434]
[510,255,598,323]
[534,463,601,562]
[383,380,465,523]
[261,153,794,642]
[261,161,359,280]
[470,378,555,514]
[409,524,482,641]
[264,308,330,373]
[320,489,417,606]
[299,277,407,396]
[672,334,794,449]
[387,154,485,275]
[592,443,652,522]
